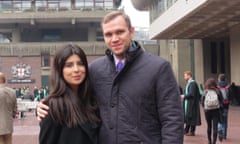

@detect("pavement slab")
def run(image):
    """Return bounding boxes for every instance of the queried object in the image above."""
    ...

[12,106,240,144]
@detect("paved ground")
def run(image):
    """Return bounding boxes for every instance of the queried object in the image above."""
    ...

[184,105,240,144]
[12,106,240,144]
[13,110,39,144]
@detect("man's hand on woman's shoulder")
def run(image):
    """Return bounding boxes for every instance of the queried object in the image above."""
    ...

[36,99,49,122]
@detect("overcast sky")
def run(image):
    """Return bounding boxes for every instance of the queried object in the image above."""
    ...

[120,0,149,28]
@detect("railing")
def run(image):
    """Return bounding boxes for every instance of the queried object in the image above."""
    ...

[0,42,107,56]
[0,41,160,56]
[0,0,115,12]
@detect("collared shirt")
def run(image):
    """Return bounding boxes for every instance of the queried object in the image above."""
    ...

[113,55,125,67]
[112,41,138,67]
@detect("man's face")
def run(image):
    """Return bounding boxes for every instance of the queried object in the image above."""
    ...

[184,73,190,82]
[102,15,134,59]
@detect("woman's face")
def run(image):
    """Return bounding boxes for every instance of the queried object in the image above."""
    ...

[63,54,86,92]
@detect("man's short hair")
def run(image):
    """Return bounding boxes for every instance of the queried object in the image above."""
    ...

[218,73,226,81]
[101,11,132,30]
[184,71,192,77]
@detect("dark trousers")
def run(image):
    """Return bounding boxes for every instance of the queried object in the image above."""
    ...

[218,108,228,138]
[185,124,196,133]
[204,109,219,144]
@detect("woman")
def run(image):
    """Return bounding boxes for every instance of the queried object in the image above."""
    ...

[39,44,100,144]
[202,78,223,144]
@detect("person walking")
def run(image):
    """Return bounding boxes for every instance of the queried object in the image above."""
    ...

[37,11,184,144]
[39,44,100,144]
[217,73,230,140]
[182,71,201,136]
[202,78,223,144]
[0,72,17,144]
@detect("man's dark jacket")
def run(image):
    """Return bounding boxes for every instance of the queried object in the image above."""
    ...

[89,41,184,144]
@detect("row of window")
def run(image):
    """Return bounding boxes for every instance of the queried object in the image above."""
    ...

[0,0,114,11]
[0,28,104,43]
[149,0,178,22]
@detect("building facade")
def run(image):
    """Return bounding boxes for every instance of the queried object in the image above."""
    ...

[131,0,240,88]
[0,0,159,93]
[0,0,120,91]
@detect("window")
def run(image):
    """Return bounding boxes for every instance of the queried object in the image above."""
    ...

[0,1,12,10]
[41,53,50,67]
[0,33,11,43]
[220,42,225,73]
[46,0,60,9]
[41,76,50,89]
[96,31,104,41]
[210,42,217,74]
[36,0,46,11]
[42,29,61,42]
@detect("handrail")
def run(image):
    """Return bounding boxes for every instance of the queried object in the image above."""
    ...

[0,0,115,12]
[0,41,160,56]
[0,42,107,56]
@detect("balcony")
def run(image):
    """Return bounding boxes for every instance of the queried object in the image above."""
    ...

[0,42,107,56]
[0,41,160,56]
[0,0,116,12]
[0,0,117,25]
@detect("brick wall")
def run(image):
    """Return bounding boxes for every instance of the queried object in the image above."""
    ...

[0,55,102,94]
[0,56,42,93]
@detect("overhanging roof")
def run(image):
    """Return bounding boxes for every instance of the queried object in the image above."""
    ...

[154,0,240,39]
[132,0,240,39]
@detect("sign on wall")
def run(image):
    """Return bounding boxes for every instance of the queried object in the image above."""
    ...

[7,63,35,83]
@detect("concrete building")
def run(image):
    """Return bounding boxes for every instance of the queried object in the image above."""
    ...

[131,0,240,88]
[0,0,159,92]
[0,0,121,91]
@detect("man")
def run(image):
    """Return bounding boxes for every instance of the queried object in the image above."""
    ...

[33,86,38,99]
[37,11,184,144]
[0,72,17,144]
[217,73,230,140]
[182,71,201,136]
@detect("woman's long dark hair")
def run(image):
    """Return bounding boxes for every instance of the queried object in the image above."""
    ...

[45,44,100,128]
[204,78,218,91]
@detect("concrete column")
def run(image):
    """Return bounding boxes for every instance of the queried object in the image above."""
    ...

[88,27,96,41]
[171,40,179,81]
[194,39,204,85]
[159,40,179,81]
[159,40,170,61]
[31,0,36,11]
[12,28,21,42]
[230,24,240,85]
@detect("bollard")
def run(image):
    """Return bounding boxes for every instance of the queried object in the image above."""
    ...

[18,111,22,119]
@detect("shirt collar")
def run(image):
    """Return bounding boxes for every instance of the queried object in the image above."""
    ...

[113,41,138,66]
[113,55,125,66]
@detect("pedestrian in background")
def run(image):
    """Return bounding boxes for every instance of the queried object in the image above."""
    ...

[0,72,17,144]
[217,73,230,140]
[182,71,201,136]
[202,78,223,144]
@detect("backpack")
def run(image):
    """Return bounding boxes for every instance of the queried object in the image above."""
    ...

[218,85,230,106]
[204,90,220,110]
